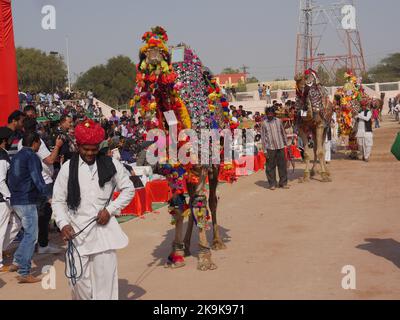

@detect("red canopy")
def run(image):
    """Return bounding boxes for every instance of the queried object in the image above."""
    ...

[0,0,18,125]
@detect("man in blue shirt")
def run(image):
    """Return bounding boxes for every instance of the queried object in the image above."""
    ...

[8,132,48,283]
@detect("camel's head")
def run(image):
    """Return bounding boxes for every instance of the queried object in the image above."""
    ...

[145,47,165,66]
[304,68,319,86]
[139,26,170,67]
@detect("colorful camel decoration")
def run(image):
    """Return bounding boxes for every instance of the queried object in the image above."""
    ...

[295,69,334,182]
[133,27,231,271]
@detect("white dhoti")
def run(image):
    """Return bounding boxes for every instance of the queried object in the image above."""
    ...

[357,133,373,160]
[0,203,22,267]
[70,249,118,300]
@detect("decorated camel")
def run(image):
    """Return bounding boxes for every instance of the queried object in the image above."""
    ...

[133,27,233,271]
[295,69,333,182]
[334,71,374,159]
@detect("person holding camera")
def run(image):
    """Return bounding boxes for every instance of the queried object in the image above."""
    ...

[54,115,76,164]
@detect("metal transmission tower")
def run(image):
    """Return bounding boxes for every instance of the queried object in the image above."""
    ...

[295,0,366,79]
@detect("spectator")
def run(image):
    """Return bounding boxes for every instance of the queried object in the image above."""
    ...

[109,110,120,123]
[266,85,272,105]
[18,118,64,254]
[55,115,75,164]
[372,108,380,129]
[7,110,25,157]
[394,102,400,121]
[18,91,27,106]
[388,98,393,115]
[120,118,129,138]
[8,132,49,283]
[356,101,373,162]
[120,111,129,123]
[0,127,22,272]
[258,84,263,100]
[26,92,33,104]
[261,107,289,190]
[221,86,227,96]
[24,105,37,119]
[87,89,94,107]
[262,84,267,98]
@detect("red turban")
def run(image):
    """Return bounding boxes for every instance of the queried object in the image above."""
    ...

[75,119,105,145]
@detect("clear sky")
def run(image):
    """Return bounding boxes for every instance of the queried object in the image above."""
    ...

[11,0,399,82]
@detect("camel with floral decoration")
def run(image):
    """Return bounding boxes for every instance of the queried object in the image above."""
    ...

[334,71,371,158]
[133,27,233,271]
[295,69,334,182]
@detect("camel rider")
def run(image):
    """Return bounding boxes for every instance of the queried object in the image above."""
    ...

[52,119,134,300]
[355,100,373,162]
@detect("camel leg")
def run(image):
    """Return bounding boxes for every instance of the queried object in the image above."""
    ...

[310,140,318,177]
[298,129,311,182]
[165,205,186,269]
[183,215,194,257]
[190,166,217,271]
[316,125,331,182]
[209,166,226,251]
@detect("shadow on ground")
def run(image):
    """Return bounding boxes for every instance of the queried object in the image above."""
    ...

[119,279,146,300]
[254,168,306,188]
[356,238,400,269]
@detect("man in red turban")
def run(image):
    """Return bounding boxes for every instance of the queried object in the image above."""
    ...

[52,119,135,300]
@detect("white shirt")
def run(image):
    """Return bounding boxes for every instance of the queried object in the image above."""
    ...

[356,111,372,138]
[121,125,128,138]
[0,149,10,200]
[18,139,54,184]
[52,156,134,256]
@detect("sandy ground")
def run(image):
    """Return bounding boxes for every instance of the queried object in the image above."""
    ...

[1,117,400,300]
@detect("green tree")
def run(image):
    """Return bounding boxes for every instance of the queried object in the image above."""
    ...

[75,55,136,107]
[221,67,241,74]
[274,77,289,81]
[368,53,400,82]
[316,66,332,86]
[16,47,67,92]
[334,67,348,86]
[246,76,259,83]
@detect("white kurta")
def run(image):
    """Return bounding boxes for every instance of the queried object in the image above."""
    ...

[52,156,135,300]
[356,111,373,160]
[0,156,22,268]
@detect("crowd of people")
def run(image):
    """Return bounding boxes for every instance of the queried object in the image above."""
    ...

[18,89,103,121]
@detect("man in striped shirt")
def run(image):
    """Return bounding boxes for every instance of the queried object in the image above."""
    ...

[261,107,289,190]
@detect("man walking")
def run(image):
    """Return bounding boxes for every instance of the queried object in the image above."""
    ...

[356,100,373,162]
[8,132,49,283]
[52,119,134,300]
[261,107,289,190]
[266,85,272,105]
[0,128,22,272]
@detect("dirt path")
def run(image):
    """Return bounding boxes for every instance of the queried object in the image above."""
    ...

[1,117,400,300]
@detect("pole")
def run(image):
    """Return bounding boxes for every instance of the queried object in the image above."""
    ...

[66,36,71,91]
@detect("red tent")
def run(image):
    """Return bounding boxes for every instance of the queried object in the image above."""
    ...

[0,0,18,126]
